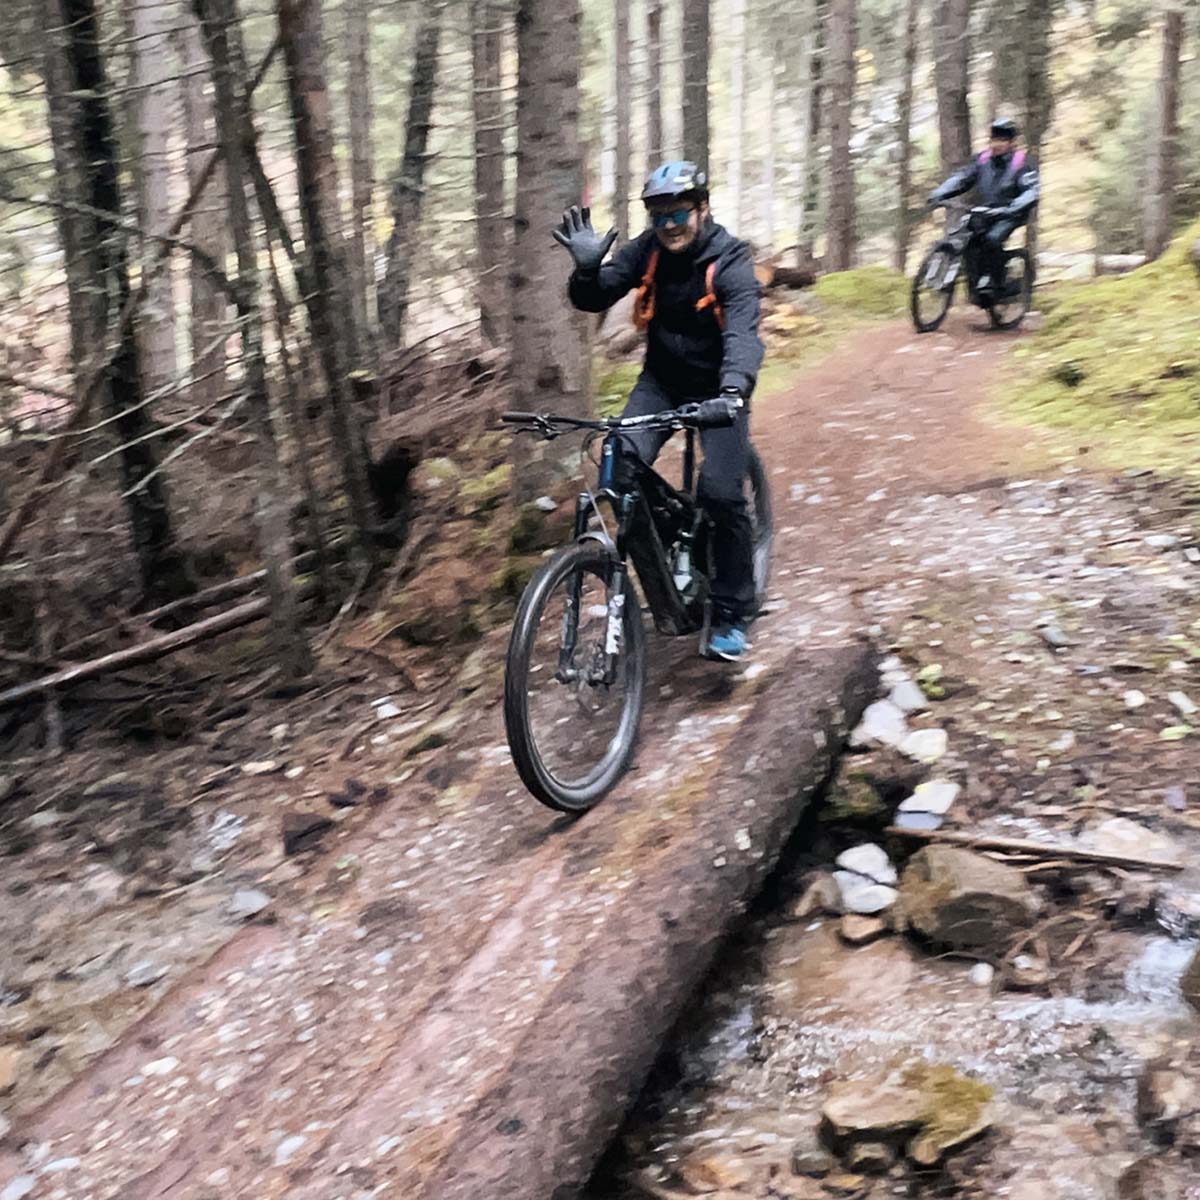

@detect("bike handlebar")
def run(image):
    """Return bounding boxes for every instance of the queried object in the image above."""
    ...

[501,399,741,440]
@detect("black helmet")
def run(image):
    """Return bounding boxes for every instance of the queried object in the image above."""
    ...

[642,160,709,204]
[990,117,1019,140]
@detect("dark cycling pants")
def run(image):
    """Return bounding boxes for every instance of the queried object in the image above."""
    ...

[619,371,756,623]
[975,217,1021,283]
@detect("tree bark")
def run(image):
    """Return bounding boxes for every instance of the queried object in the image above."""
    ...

[681,0,710,173]
[895,0,920,272]
[472,0,509,348]
[61,0,189,601]
[645,0,664,170]
[730,0,748,231]
[127,0,179,398]
[511,0,590,500]
[194,0,312,677]
[932,0,972,176]
[346,0,376,337]
[1020,0,1053,261]
[175,8,228,412]
[381,7,443,348]
[40,1,91,376]
[614,0,632,237]
[275,0,375,562]
[798,0,826,263]
[1144,5,1184,262]
[825,0,857,272]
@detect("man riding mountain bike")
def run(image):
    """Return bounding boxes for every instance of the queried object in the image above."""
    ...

[928,117,1041,298]
[553,161,765,662]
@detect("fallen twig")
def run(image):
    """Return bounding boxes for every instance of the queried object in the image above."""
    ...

[886,825,1185,872]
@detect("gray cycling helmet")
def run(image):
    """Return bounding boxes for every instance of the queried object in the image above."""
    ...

[990,117,1019,140]
[641,160,709,204]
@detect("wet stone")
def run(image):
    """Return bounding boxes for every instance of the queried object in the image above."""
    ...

[833,874,899,916]
[282,811,334,856]
[850,701,907,750]
[898,728,948,763]
[845,1142,895,1174]
[125,960,168,989]
[836,844,897,886]
[840,915,888,946]
[226,889,271,920]
[899,846,1038,952]
[889,681,929,715]
[898,780,960,818]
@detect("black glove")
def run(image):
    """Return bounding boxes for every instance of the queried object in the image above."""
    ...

[552,206,617,274]
[695,391,744,429]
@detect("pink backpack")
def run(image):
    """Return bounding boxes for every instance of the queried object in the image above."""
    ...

[978,148,1027,172]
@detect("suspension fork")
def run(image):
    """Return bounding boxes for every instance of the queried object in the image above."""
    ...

[601,494,636,685]
[555,493,593,680]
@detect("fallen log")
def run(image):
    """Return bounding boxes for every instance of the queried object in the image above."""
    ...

[887,825,1185,873]
[767,265,819,289]
[0,597,272,711]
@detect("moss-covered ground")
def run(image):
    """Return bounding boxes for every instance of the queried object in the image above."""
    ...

[998,219,1200,476]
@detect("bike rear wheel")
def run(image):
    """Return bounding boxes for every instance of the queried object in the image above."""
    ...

[504,542,646,812]
[747,446,773,613]
[988,248,1034,330]
[911,245,957,333]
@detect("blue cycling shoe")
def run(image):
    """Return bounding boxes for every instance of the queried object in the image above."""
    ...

[706,621,751,662]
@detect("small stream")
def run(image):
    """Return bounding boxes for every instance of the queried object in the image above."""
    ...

[585,806,1198,1200]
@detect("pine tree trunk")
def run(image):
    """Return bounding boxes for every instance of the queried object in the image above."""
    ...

[895,0,920,272]
[614,0,632,236]
[681,0,710,173]
[193,0,312,677]
[1020,0,1053,261]
[61,0,189,601]
[274,0,375,562]
[646,0,664,169]
[511,0,590,501]
[730,0,748,231]
[127,0,179,398]
[1144,5,1183,261]
[40,1,92,377]
[825,0,857,272]
[933,0,972,175]
[175,9,228,412]
[380,8,443,348]
[472,0,508,348]
[798,0,826,263]
[346,0,376,337]
[764,44,777,252]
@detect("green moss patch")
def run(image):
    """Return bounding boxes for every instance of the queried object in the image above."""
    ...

[813,266,910,319]
[1001,219,1200,475]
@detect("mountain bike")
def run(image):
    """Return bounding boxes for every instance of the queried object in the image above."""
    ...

[911,201,1034,334]
[500,402,773,813]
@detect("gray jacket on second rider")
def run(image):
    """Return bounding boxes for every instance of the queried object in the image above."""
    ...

[930,150,1041,222]
[568,222,764,402]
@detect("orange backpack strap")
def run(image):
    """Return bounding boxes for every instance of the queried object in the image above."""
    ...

[632,248,660,331]
[695,260,725,330]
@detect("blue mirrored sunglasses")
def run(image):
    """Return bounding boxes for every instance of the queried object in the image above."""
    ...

[649,207,694,229]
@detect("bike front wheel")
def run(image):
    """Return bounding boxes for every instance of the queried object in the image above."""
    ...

[504,542,646,813]
[988,248,1034,331]
[911,245,957,333]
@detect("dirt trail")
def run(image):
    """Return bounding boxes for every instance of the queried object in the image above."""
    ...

[9,308,1195,1199]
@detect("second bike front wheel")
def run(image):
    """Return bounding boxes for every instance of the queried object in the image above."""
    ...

[988,248,1034,331]
[504,542,646,813]
[911,246,956,334]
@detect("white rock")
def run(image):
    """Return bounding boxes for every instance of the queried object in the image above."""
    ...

[142,1056,179,1077]
[274,1135,306,1166]
[850,700,908,749]
[836,843,898,885]
[1124,690,1148,710]
[833,873,899,915]
[1169,692,1198,718]
[1145,534,1179,549]
[43,1159,81,1174]
[126,961,168,988]
[1079,817,1180,864]
[226,889,271,920]
[1,1177,35,1200]
[241,760,279,776]
[890,680,929,714]
[898,780,961,816]
[24,810,62,830]
[969,963,995,987]
[374,702,403,720]
[899,728,949,763]
[535,495,558,513]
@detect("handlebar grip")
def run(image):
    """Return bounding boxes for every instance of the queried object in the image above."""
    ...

[500,411,539,423]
